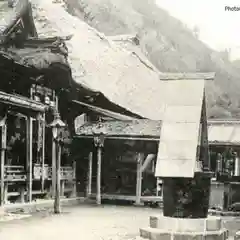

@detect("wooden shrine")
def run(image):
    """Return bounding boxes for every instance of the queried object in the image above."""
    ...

[74,73,215,208]
[0,0,76,205]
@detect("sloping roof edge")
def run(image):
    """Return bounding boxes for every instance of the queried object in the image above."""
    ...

[159,72,216,80]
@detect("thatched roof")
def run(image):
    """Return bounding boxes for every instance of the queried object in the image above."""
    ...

[108,34,160,74]
[31,0,165,120]
[0,44,66,70]
[0,36,72,90]
[0,0,72,90]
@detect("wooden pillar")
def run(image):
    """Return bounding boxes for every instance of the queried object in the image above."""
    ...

[93,132,105,205]
[26,116,33,202]
[87,151,93,198]
[52,133,56,198]
[96,147,102,205]
[136,152,144,205]
[54,143,61,214]
[0,122,6,205]
[234,150,240,176]
[216,153,223,173]
[41,113,46,192]
[72,160,77,197]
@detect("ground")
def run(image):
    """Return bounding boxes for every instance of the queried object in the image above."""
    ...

[0,205,157,240]
[0,204,240,240]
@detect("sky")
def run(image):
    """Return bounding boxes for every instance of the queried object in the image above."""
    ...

[156,0,240,60]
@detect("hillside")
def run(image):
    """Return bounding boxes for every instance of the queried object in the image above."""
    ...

[63,0,240,119]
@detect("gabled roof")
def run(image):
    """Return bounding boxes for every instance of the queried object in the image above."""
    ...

[0,37,72,90]
[0,0,37,43]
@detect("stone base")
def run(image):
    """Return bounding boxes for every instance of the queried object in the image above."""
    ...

[140,216,229,240]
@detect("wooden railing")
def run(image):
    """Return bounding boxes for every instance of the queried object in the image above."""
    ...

[61,167,74,181]
[3,165,74,182]
[33,164,51,180]
[4,165,26,182]
[33,165,74,181]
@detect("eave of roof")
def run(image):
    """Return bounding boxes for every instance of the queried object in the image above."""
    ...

[76,119,161,139]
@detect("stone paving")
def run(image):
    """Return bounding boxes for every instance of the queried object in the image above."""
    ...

[0,205,157,240]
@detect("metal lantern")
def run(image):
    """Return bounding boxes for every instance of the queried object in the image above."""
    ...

[49,112,66,141]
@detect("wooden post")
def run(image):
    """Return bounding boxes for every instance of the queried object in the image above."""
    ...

[52,133,56,198]
[54,143,61,214]
[41,113,46,192]
[20,187,25,203]
[3,184,7,203]
[87,151,93,198]
[96,147,102,205]
[60,180,65,197]
[26,116,33,202]
[136,153,144,205]
[234,150,240,176]
[0,123,6,205]
[72,160,77,197]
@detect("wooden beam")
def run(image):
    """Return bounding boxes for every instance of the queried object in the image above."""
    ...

[89,193,163,202]
[135,153,144,205]
[159,72,215,80]
[208,119,240,125]
[72,160,77,197]
[52,133,56,198]
[0,91,47,112]
[87,152,93,198]
[234,151,240,176]
[54,143,61,214]
[26,116,33,202]
[41,113,45,192]
[0,123,6,205]
[74,135,159,142]
[96,147,102,205]
[72,100,136,121]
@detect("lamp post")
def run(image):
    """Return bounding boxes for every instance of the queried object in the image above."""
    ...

[92,125,106,205]
[49,112,66,214]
